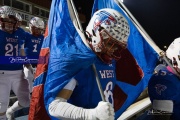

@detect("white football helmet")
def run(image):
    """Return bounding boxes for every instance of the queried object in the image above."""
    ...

[0,6,18,33]
[29,17,45,36]
[166,37,180,73]
[86,8,130,64]
[14,13,22,30]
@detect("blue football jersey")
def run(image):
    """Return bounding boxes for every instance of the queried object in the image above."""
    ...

[24,32,44,58]
[0,28,26,70]
[148,65,180,120]
[70,59,117,108]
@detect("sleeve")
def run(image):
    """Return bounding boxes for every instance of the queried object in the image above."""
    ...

[63,78,77,90]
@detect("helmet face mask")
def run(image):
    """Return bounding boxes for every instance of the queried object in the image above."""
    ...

[99,29,127,60]
[29,17,45,36]
[0,17,17,33]
[86,8,130,64]
[29,23,44,36]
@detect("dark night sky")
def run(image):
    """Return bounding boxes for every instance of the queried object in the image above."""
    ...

[123,0,180,50]
[61,0,180,50]
[74,0,180,50]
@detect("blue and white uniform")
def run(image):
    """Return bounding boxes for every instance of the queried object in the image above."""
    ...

[0,28,30,114]
[71,59,116,108]
[24,32,44,92]
[24,32,44,64]
[0,28,25,70]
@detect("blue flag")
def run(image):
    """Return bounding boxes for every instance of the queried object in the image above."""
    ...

[29,0,158,120]
[29,0,96,120]
[92,0,158,119]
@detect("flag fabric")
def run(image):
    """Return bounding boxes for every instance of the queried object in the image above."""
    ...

[28,0,58,119]
[92,0,158,119]
[29,0,96,120]
[28,0,159,120]
[28,23,51,120]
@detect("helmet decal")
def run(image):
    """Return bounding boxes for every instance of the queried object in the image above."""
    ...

[0,6,17,19]
[29,17,45,36]
[93,11,117,32]
[29,17,45,29]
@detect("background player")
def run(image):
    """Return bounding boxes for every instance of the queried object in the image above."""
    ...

[24,17,45,93]
[148,37,180,120]
[0,6,30,120]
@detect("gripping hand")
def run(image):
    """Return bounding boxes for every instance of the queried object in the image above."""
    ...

[93,101,114,120]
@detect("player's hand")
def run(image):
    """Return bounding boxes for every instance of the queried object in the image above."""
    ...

[32,67,36,74]
[27,65,33,74]
[94,101,114,120]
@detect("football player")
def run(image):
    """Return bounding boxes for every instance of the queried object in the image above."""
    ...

[24,17,45,93]
[45,8,130,120]
[148,37,180,120]
[0,6,30,120]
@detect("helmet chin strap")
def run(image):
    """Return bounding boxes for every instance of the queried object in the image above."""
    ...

[111,47,126,60]
[97,53,112,64]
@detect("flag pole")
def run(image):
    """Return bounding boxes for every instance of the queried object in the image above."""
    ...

[92,64,106,102]
[67,0,106,101]
[116,0,180,78]
[69,0,83,32]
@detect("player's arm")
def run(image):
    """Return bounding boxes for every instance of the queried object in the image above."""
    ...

[48,78,114,120]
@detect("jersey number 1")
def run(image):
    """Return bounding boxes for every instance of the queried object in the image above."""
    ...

[33,44,37,52]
